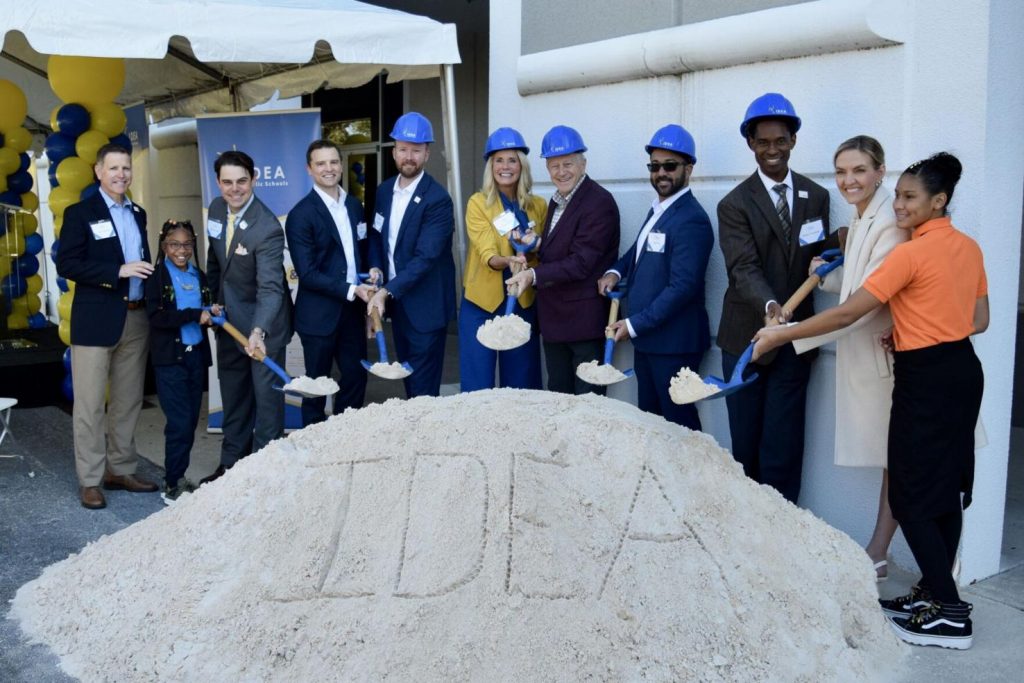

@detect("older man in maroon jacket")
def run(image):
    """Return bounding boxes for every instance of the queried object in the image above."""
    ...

[507,125,619,394]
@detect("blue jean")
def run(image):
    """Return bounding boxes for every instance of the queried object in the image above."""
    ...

[154,348,205,487]
[458,297,542,392]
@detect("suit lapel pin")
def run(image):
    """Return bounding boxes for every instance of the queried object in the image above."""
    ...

[413,196,422,204]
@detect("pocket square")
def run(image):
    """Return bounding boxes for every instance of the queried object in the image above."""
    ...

[234,244,249,256]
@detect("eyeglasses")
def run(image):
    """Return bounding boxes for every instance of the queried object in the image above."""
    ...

[166,241,194,251]
[647,161,689,173]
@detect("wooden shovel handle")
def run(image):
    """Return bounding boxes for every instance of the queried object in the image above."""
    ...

[781,275,821,319]
[370,307,384,334]
[606,298,621,340]
[220,320,266,361]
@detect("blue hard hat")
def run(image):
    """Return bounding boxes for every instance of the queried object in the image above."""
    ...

[483,127,529,160]
[540,125,587,158]
[739,92,802,138]
[390,112,434,144]
[645,124,697,163]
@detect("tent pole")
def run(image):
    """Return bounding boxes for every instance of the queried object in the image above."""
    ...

[439,64,465,302]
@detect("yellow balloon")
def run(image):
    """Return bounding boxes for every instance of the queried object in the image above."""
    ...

[48,185,80,219]
[0,80,28,130]
[0,255,10,278]
[2,126,32,153]
[20,192,39,214]
[75,130,109,164]
[26,273,43,295]
[11,293,41,315]
[1,232,26,256]
[56,156,94,192]
[58,317,72,345]
[0,146,19,175]
[48,56,126,107]
[87,103,126,138]
[66,278,75,292]
[50,105,62,131]
[58,290,74,319]
[7,311,29,330]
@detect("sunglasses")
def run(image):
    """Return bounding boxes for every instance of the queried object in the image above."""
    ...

[646,161,688,173]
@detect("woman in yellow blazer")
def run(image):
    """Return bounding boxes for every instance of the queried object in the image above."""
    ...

[459,128,546,391]
[793,136,908,580]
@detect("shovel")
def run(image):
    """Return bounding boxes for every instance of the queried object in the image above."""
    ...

[477,235,537,352]
[781,248,845,318]
[575,290,634,386]
[210,316,337,398]
[361,308,413,380]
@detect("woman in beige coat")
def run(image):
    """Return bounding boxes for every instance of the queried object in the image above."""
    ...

[793,136,908,580]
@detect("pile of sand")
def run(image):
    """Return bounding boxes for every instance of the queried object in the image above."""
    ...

[367,361,411,379]
[669,367,721,404]
[10,390,903,681]
[282,375,340,396]
[576,360,627,386]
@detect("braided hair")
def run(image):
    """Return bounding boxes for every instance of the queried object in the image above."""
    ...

[157,219,198,266]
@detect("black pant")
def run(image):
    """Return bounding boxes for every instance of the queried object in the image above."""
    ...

[900,511,963,603]
[722,343,812,503]
[298,299,368,426]
[217,337,285,467]
[153,349,205,487]
[543,338,606,395]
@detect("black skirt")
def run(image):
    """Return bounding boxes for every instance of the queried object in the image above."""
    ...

[887,338,983,522]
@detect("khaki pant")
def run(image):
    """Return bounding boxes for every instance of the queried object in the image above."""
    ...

[70,309,150,486]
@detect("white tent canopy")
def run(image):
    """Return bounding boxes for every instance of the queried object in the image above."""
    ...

[1,0,460,123]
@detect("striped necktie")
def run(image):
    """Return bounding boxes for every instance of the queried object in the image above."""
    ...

[773,183,791,244]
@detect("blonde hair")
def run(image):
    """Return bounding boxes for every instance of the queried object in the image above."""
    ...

[481,149,533,208]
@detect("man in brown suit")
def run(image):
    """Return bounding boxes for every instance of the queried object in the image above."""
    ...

[717,93,835,503]
[506,125,619,394]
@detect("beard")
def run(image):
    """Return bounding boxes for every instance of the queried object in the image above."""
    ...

[399,161,423,179]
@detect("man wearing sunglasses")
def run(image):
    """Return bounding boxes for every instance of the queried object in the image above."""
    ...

[597,125,713,430]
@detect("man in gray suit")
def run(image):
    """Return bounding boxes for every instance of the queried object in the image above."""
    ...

[205,150,293,481]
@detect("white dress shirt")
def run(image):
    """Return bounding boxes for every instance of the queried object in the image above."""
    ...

[314,184,359,301]
[387,171,425,280]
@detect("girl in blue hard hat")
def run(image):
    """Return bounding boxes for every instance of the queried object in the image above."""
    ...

[458,127,546,391]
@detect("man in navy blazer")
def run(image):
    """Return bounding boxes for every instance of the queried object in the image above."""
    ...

[506,125,619,394]
[366,113,456,398]
[598,125,713,431]
[56,143,159,509]
[286,140,377,425]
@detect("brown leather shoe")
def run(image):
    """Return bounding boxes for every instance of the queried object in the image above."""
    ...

[102,473,159,493]
[198,465,226,486]
[80,486,107,510]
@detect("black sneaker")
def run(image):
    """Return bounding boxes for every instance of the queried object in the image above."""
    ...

[161,482,191,505]
[888,600,973,650]
[879,584,932,618]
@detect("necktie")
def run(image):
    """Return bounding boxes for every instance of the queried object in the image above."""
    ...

[225,213,236,250]
[773,183,791,244]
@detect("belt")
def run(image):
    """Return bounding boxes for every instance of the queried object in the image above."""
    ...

[126,300,145,310]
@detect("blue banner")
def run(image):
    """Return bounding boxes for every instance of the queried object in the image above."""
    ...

[124,103,149,152]
[196,109,321,217]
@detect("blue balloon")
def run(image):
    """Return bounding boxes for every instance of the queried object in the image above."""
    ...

[0,190,21,207]
[48,164,60,188]
[56,276,69,292]
[50,238,60,264]
[56,104,91,138]
[1,275,28,299]
[44,132,77,167]
[28,312,48,329]
[62,373,74,402]
[110,133,132,154]
[17,152,31,174]
[62,346,72,371]
[8,170,33,194]
[16,254,40,276]
[80,183,99,200]
[24,233,43,256]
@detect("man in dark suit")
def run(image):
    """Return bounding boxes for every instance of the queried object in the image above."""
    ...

[57,143,159,509]
[717,93,834,503]
[205,150,293,478]
[506,125,619,394]
[598,125,713,430]
[285,140,376,425]
[366,112,456,398]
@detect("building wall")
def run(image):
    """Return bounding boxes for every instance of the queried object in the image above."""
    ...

[494,0,1024,583]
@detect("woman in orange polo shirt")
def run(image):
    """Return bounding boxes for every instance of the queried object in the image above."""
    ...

[752,152,988,651]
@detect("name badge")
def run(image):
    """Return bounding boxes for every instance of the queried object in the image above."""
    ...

[89,220,115,240]
[492,210,518,236]
[645,232,666,253]
[799,218,825,245]
[207,218,223,239]
[373,213,385,232]
[357,221,367,240]
[798,190,809,199]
